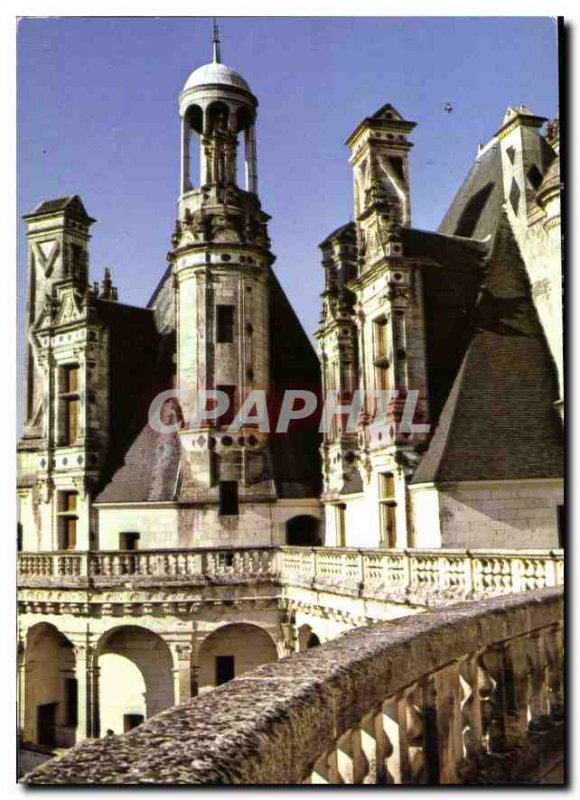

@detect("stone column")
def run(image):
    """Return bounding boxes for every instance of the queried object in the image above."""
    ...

[17,638,27,738]
[181,117,191,193]
[70,636,95,743]
[168,640,194,704]
[244,125,258,194]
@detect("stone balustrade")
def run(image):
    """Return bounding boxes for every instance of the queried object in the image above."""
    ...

[18,546,563,601]
[279,547,563,604]
[24,587,564,785]
[17,547,280,586]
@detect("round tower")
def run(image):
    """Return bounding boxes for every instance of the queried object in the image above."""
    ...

[170,24,276,507]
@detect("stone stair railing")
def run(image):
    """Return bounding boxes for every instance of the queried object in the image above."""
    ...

[23,587,564,785]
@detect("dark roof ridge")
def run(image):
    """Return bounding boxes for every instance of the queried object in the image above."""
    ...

[319,221,355,248]
[408,226,492,249]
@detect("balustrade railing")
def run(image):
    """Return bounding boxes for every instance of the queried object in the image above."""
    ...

[18,547,280,582]
[278,547,564,603]
[18,546,563,600]
[24,587,564,785]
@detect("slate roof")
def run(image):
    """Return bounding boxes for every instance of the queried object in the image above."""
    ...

[25,195,95,222]
[96,424,180,504]
[412,213,563,484]
[93,299,176,503]
[268,268,322,498]
[438,143,503,241]
[401,227,490,424]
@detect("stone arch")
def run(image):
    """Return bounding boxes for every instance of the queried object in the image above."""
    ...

[24,622,76,747]
[286,514,322,546]
[198,623,278,692]
[297,623,321,652]
[95,625,174,736]
[206,100,232,133]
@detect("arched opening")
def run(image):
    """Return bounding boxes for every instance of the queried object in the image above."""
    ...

[24,623,76,748]
[298,624,321,652]
[286,515,322,546]
[96,626,174,736]
[206,101,231,134]
[183,104,203,189]
[198,623,278,692]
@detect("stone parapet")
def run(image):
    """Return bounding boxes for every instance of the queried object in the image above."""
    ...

[24,587,563,784]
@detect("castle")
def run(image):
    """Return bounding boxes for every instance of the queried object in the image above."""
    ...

[17,27,563,764]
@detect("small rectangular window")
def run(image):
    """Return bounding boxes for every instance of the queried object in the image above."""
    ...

[219,481,239,516]
[215,655,235,686]
[216,305,235,343]
[119,532,140,551]
[57,491,79,550]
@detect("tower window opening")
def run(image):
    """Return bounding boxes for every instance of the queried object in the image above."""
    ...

[60,364,80,445]
[388,156,405,183]
[373,317,390,390]
[216,305,235,343]
[219,481,239,516]
[57,491,79,550]
[379,473,397,547]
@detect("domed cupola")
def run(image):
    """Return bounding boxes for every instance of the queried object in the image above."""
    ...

[178,22,258,197]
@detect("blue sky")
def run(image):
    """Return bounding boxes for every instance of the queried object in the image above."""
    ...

[17,16,559,353]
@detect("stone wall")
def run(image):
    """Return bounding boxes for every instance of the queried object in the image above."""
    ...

[96,499,322,549]
[410,480,563,549]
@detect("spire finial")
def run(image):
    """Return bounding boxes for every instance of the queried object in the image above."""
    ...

[212,18,221,63]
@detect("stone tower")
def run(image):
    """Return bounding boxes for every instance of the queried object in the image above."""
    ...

[170,28,279,516]
[18,197,120,551]
[22,197,94,440]
[317,104,431,547]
